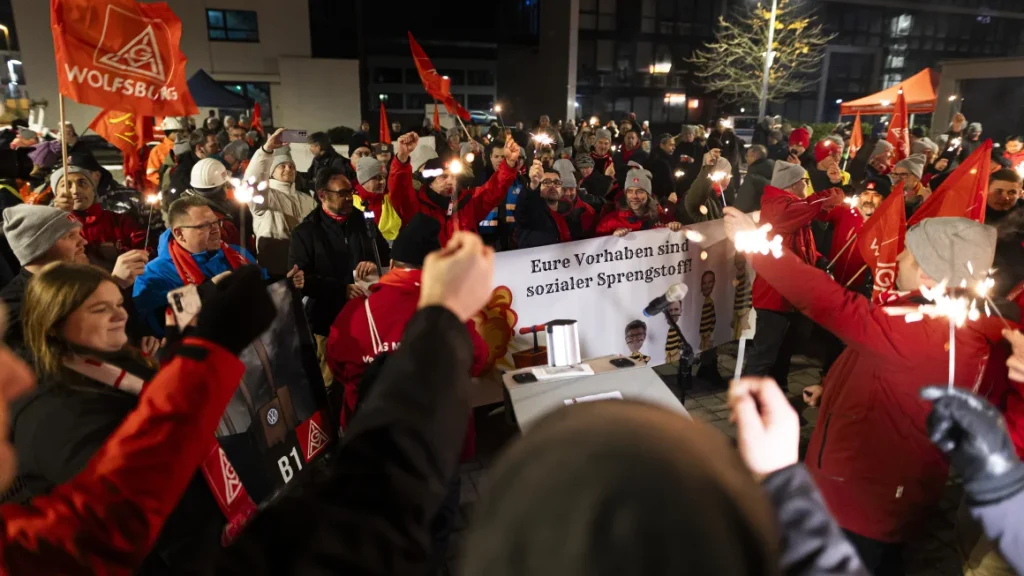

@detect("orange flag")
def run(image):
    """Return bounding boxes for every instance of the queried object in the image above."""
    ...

[408,31,471,122]
[907,140,992,226]
[857,182,907,301]
[379,102,392,144]
[251,102,264,136]
[885,90,910,163]
[849,112,863,160]
[433,102,441,132]
[51,0,197,117]
[89,110,150,185]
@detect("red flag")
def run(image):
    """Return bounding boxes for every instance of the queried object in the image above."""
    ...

[432,102,441,132]
[857,182,907,300]
[849,112,863,160]
[89,109,148,183]
[408,31,471,122]
[379,102,392,144]
[51,0,198,117]
[885,90,910,163]
[251,102,264,136]
[907,140,993,226]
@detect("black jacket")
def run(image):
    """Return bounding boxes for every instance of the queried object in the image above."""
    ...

[514,185,588,249]
[672,140,706,194]
[9,357,224,574]
[612,148,650,184]
[166,151,201,204]
[0,268,30,349]
[303,148,355,193]
[288,207,382,336]
[216,306,473,575]
[579,171,613,203]
[735,158,774,213]
[648,148,676,202]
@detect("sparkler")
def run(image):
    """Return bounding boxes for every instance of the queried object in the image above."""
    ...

[465,152,475,163]
[230,177,268,251]
[144,193,160,252]
[734,224,783,258]
[448,160,463,232]
[674,170,685,179]
[531,133,554,147]
[590,116,599,127]
[684,230,704,243]
[948,137,962,152]
[843,194,859,207]
[710,170,728,207]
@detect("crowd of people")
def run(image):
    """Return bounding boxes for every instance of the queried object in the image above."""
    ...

[0,103,1020,576]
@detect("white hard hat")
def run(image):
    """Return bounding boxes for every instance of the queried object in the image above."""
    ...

[161,117,184,131]
[190,158,231,189]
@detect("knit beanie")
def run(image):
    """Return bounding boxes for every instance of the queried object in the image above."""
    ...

[872,139,894,158]
[418,157,445,187]
[562,172,578,189]
[2,204,82,266]
[595,129,612,142]
[574,154,595,170]
[894,154,926,179]
[911,138,938,156]
[624,166,653,195]
[553,159,575,181]
[788,128,810,149]
[967,122,983,137]
[390,213,441,267]
[49,165,95,192]
[459,142,475,159]
[270,150,296,175]
[222,139,250,162]
[356,156,384,185]
[710,157,732,176]
[411,144,439,173]
[814,138,843,163]
[905,217,996,286]
[770,161,807,190]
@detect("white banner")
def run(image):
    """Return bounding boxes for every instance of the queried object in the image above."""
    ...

[474,218,754,370]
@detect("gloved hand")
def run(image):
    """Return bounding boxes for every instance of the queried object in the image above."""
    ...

[195,266,276,355]
[921,386,1024,505]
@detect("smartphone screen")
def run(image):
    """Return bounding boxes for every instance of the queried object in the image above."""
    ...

[280,129,308,144]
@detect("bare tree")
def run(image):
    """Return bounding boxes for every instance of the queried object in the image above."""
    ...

[688,0,834,116]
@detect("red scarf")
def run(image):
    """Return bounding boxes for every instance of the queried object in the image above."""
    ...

[622,146,635,163]
[168,238,247,285]
[322,205,349,224]
[377,267,421,289]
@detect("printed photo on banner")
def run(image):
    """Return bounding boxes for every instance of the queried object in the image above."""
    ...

[477,218,753,368]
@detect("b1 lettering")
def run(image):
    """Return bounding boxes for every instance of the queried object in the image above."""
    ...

[277,446,304,483]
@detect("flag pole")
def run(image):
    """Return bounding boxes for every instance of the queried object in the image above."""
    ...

[844,264,869,288]
[58,95,70,199]
[825,233,857,272]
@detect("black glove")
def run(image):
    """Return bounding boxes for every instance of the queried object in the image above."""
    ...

[195,266,276,355]
[921,386,1024,505]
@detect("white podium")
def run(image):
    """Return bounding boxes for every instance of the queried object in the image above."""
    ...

[502,355,690,431]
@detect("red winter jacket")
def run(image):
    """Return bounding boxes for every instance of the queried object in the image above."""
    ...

[751,249,1007,543]
[0,338,243,575]
[568,195,598,238]
[73,202,147,253]
[822,204,868,288]
[980,282,1024,458]
[326,269,489,432]
[751,186,842,312]
[387,156,517,246]
[595,208,666,236]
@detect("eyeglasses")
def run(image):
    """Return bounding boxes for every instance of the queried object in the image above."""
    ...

[177,219,224,232]
[540,179,562,187]
[625,335,645,344]
[891,171,912,180]
[325,187,354,197]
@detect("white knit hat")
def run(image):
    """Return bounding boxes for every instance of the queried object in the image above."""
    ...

[770,161,806,190]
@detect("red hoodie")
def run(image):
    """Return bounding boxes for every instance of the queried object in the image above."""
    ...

[751,248,1008,543]
[980,281,1024,458]
[326,269,489,453]
[73,202,147,254]
[751,185,842,312]
[595,208,666,237]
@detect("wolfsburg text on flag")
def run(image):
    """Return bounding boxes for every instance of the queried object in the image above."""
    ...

[51,0,197,117]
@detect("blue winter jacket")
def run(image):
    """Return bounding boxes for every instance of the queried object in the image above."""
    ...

[133,229,263,336]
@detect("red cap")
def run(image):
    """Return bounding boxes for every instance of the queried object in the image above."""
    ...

[789,128,810,149]
[814,139,842,163]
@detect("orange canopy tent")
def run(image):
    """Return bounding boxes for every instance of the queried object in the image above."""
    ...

[839,68,938,116]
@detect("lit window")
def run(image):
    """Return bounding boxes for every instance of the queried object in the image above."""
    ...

[207,9,258,42]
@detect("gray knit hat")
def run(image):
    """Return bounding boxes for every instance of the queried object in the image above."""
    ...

[624,167,653,195]
[553,159,575,181]
[270,150,296,175]
[872,139,894,158]
[710,157,732,176]
[49,165,95,192]
[967,122,983,136]
[574,154,595,169]
[894,154,927,179]
[2,204,82,266]
[459,142,475,158]
[595,129,612,142]
[222,139,250,162]
[905,217,997,286]
[770,161,807,190]
[561,172,578,189]
[911,137,939,156]
[356,156,384,185]
[680,125,697,138]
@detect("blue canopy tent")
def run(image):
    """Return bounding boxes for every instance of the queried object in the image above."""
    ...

[187,70,253,109]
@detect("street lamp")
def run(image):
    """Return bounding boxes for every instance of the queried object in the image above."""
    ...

[835,98,843,104]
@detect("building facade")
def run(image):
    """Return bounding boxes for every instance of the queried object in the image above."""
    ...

[9,0,361,133]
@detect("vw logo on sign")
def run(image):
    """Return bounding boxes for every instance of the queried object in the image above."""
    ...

[266,408,279,425]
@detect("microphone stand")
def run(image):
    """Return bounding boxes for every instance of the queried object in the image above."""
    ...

[364,213,384,277]
[662,310,694,403]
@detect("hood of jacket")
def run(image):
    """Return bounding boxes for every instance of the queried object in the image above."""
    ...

[749,158,775,180]
[761,185,799,204]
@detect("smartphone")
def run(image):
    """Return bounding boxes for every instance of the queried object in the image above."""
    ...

[610,357,636,369]
[166,284,201,328]
[512,372,538,384]
[280,129,308,144]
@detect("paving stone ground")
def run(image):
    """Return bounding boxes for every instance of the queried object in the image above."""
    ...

[444,345,963,575]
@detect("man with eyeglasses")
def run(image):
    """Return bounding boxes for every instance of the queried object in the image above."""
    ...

[514,162,592,249]
[889,154,930,218]
[289,167,381,387]
[133,195,270,336]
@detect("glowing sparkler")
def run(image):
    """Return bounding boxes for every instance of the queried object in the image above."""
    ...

[143,193,161,252]
[531,133,553,147]
[684,230,704,243]
[948,137,962,152]
[465,152,475,163]
[449,159,464,175]
[675,170,685,179]
[843,195,859,207]
[734,224,783,259]
[710,170,729,206]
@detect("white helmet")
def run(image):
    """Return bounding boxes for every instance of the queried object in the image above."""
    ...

[190,158,231,189]
[161,116,185,131]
